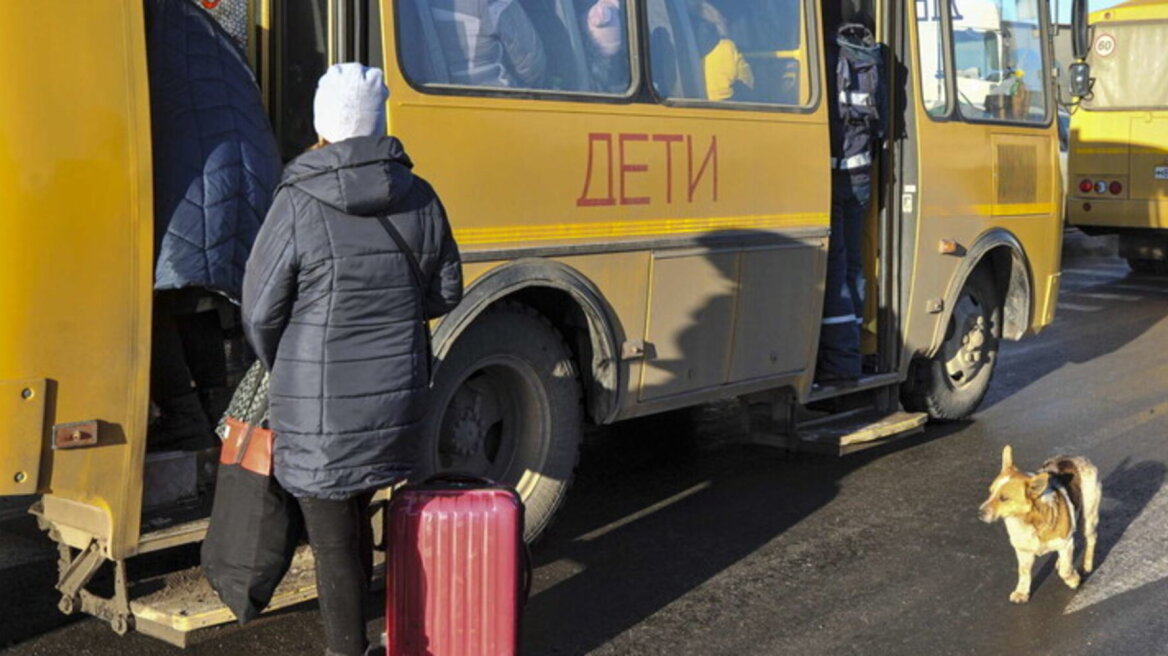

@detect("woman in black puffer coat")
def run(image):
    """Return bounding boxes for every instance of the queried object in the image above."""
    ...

[242,64,462,656]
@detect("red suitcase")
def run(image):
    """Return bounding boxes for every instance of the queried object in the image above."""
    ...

[386,475,528,656]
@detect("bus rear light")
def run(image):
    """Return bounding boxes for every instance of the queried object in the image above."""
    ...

[1095,180,1109,194]
[1079,179,1094,194]
[1110,181,1124,195]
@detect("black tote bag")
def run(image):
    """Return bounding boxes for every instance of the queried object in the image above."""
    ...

[201,361,302,624]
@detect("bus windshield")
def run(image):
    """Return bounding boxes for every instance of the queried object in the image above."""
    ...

[1085,21,1168,110]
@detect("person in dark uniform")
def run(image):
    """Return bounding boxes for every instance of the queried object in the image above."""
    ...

[817,7,882,385]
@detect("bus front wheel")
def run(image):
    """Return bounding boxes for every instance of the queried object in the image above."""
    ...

[901,268,1002,421]
[420,302,582,542]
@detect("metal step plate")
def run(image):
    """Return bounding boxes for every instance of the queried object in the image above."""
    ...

[131,544,388,647]
[798,411,928,456]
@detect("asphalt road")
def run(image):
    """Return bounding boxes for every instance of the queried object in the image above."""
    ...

[3,252,1168,655]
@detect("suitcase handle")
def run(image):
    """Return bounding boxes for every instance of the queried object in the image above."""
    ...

[420,471,499,487]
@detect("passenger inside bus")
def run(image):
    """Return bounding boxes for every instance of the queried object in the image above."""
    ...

[579,0,631,93]
[647,0,804,105]
[689,0,754,101]
[402,0,634,93]
[428,0,549,88]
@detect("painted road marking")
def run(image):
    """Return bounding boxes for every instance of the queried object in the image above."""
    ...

[1111,284,1168,294]
[1062,267,1129,278]
[1074,292,1145,302]
[576,481,711,542]
[1065,473,1168,614]
[1057,302,1104,312]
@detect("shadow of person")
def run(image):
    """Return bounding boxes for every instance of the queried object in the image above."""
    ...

[1092,457,1166,573]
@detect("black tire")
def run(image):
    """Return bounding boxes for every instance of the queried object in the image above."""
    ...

[901,267,1002,421]
[420,302,582,542]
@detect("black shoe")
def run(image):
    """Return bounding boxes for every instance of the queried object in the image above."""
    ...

[149,392,215,451]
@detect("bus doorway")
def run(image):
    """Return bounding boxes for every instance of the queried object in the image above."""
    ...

[813,0,899,399]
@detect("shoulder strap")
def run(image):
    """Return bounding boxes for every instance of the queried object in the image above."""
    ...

[375,215,426,291]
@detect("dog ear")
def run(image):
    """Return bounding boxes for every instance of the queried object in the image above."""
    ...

[1001,445,1014,471]
[1028,472,1051,498]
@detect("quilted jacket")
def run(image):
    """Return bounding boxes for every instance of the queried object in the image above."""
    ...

[146,0,282,299]
[241,136,463,500]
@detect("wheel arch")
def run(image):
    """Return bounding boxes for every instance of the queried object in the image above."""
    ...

[432,259,623,425]
[923,229,1033,359]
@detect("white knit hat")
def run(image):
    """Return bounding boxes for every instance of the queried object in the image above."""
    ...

[313,63,389,144]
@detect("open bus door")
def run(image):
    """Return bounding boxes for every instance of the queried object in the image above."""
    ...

[0,1,366,644]
[0,2,155,626]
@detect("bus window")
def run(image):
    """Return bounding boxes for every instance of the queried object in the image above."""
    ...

[951,0,1047,123]
[916,1,949,116]
[397,0,632,94]
[649,0,809,106]
[1083,21,1168,110]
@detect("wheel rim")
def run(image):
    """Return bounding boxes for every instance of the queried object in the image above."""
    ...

[940,289,992,389]
[428,355,550,499]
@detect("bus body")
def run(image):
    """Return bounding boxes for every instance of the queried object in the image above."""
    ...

[0,0,1071,642]
[1068,0,1168,270]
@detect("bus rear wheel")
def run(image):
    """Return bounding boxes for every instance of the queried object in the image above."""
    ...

[420,302,582,542]
[901,268,1002,421]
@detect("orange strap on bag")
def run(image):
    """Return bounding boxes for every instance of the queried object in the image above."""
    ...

[220,417,275,477]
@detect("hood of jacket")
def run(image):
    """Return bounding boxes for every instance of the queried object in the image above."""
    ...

[281,135,415,217]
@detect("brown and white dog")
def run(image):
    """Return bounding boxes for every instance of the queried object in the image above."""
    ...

[979,445,1101,603]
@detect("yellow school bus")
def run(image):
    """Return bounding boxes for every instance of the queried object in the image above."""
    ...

[0,0,1083,643]
[1067,0,1168,271]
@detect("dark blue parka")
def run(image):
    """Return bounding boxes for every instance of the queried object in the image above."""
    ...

[146,0,282,299]
[241,137,463,500]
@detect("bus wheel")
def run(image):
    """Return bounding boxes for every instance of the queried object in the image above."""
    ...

[901,268,1002,421]
[421,302,582,542]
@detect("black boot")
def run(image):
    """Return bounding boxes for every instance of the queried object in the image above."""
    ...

[148,392,215,451]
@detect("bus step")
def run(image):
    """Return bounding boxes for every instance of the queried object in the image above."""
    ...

[806,372,901,403]
[797,410,927,456]
[130,545,385,647]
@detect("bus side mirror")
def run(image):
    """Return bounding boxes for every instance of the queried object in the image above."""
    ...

[1068,62,1092,98]
[1071,0,1090,60]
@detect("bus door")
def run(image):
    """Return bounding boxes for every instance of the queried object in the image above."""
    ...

[0,3,154,558]
[815,0,898,380]
[258,0,382,159]
[904,0,1057,362]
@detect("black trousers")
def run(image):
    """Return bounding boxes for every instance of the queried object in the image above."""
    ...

[150,290,227,401]
[299,493,375,656]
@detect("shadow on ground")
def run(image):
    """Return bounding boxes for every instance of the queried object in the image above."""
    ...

[522,402,965,654]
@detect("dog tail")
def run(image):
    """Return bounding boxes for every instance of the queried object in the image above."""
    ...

[1042,455,1102,570]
